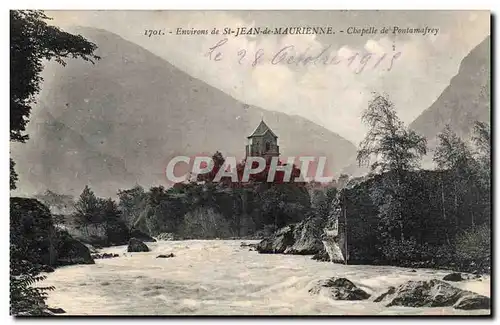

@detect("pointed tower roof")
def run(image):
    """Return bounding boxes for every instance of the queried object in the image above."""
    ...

[247,119,277,138]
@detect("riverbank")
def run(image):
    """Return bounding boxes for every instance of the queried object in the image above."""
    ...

[40,240,490,315]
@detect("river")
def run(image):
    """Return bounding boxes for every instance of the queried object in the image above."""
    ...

[41,240,490,315]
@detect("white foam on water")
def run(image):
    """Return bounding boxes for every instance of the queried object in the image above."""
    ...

[41,240,491,315]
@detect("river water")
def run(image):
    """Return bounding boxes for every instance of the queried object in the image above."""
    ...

[41,240,490,315]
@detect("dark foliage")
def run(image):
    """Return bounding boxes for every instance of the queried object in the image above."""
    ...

[10,10,99,143]
[10,9,99,189]
[335,168,490,273]
[10,158,18,190]
[115,151,311,239]
[10,198,55,315]
[336,93,492,273]
[10,197,97,315]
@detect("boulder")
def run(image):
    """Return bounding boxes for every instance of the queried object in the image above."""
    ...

[312,246,330,262]
[47,307,66,314]
[84,244,99,253]
[55,233,95,266]
[64,220,130,248]
[284,217,324,255]
[256,217,328,255]
[156,253,175,258]
[454,295,491,310]
[309,277,370,300]
[256,225,295,253]
[10,197,58,266]
[256,216,344,260]
[322,238,345,263]
[311,240,344,264]
[104,220,131,246]
[127,238,150,252]
[240,242,258,250]
[374,279,490,310]
[129,229,156,242]
[443,272,478,282]
[373,286,397,303]
[10,198,97,269]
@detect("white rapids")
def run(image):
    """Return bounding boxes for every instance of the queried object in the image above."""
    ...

[41,240,491,315]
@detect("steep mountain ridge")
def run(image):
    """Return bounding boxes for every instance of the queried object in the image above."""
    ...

[410,36,490,147]
[12,27,356,197]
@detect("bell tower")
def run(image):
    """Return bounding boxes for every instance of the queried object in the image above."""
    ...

[245,119,280,159]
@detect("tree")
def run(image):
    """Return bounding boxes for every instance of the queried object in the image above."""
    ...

[10,198,56,315]
[10,11,99,314]
[97,198,129,245]
[357,93,427,174]
[10,10,99,188]
[471,121,491,226]
[117,185,147,227]
[472,121,491,159]
[471,121,491,187]
[10,158,18,190]
[73,186,100,235]
[311,187,337,220]
[147,185,167,206]
[434,125,474,171]
[260,184,310,229]
[357,93,427,242]
[433,123,491,229]
[143,186,176,235]
[197,151,225,183]
[433,125,474,227]
[98,198,120,221]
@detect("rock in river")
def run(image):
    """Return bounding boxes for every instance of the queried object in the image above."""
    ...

[256,225,295,254]
[284,217,324,255]
[374,279,490,310]
[47,307,66,314]
[55,233,95,266]
[454,295,491,310]
[309,277,371,300]
[256,217,327,255]
[442,272,479,282]
[127,238,150,252]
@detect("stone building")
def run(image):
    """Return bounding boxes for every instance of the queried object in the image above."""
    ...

[245,119,280,160]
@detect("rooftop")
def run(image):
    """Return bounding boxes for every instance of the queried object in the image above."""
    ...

[247,120,277,138]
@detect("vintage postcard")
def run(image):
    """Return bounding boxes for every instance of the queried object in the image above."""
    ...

[10,10,491,316]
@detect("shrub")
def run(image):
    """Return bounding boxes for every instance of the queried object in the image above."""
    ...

[380,239,436,265]
[455,224,491,271]
[10,263,54,316]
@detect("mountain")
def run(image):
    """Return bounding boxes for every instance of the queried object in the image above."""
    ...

[410,36,490,151]
[340,36,491,175]
[11,27,356,197]
[11,109,135,196]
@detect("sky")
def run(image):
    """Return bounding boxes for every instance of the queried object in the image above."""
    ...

[45,10,490,144]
